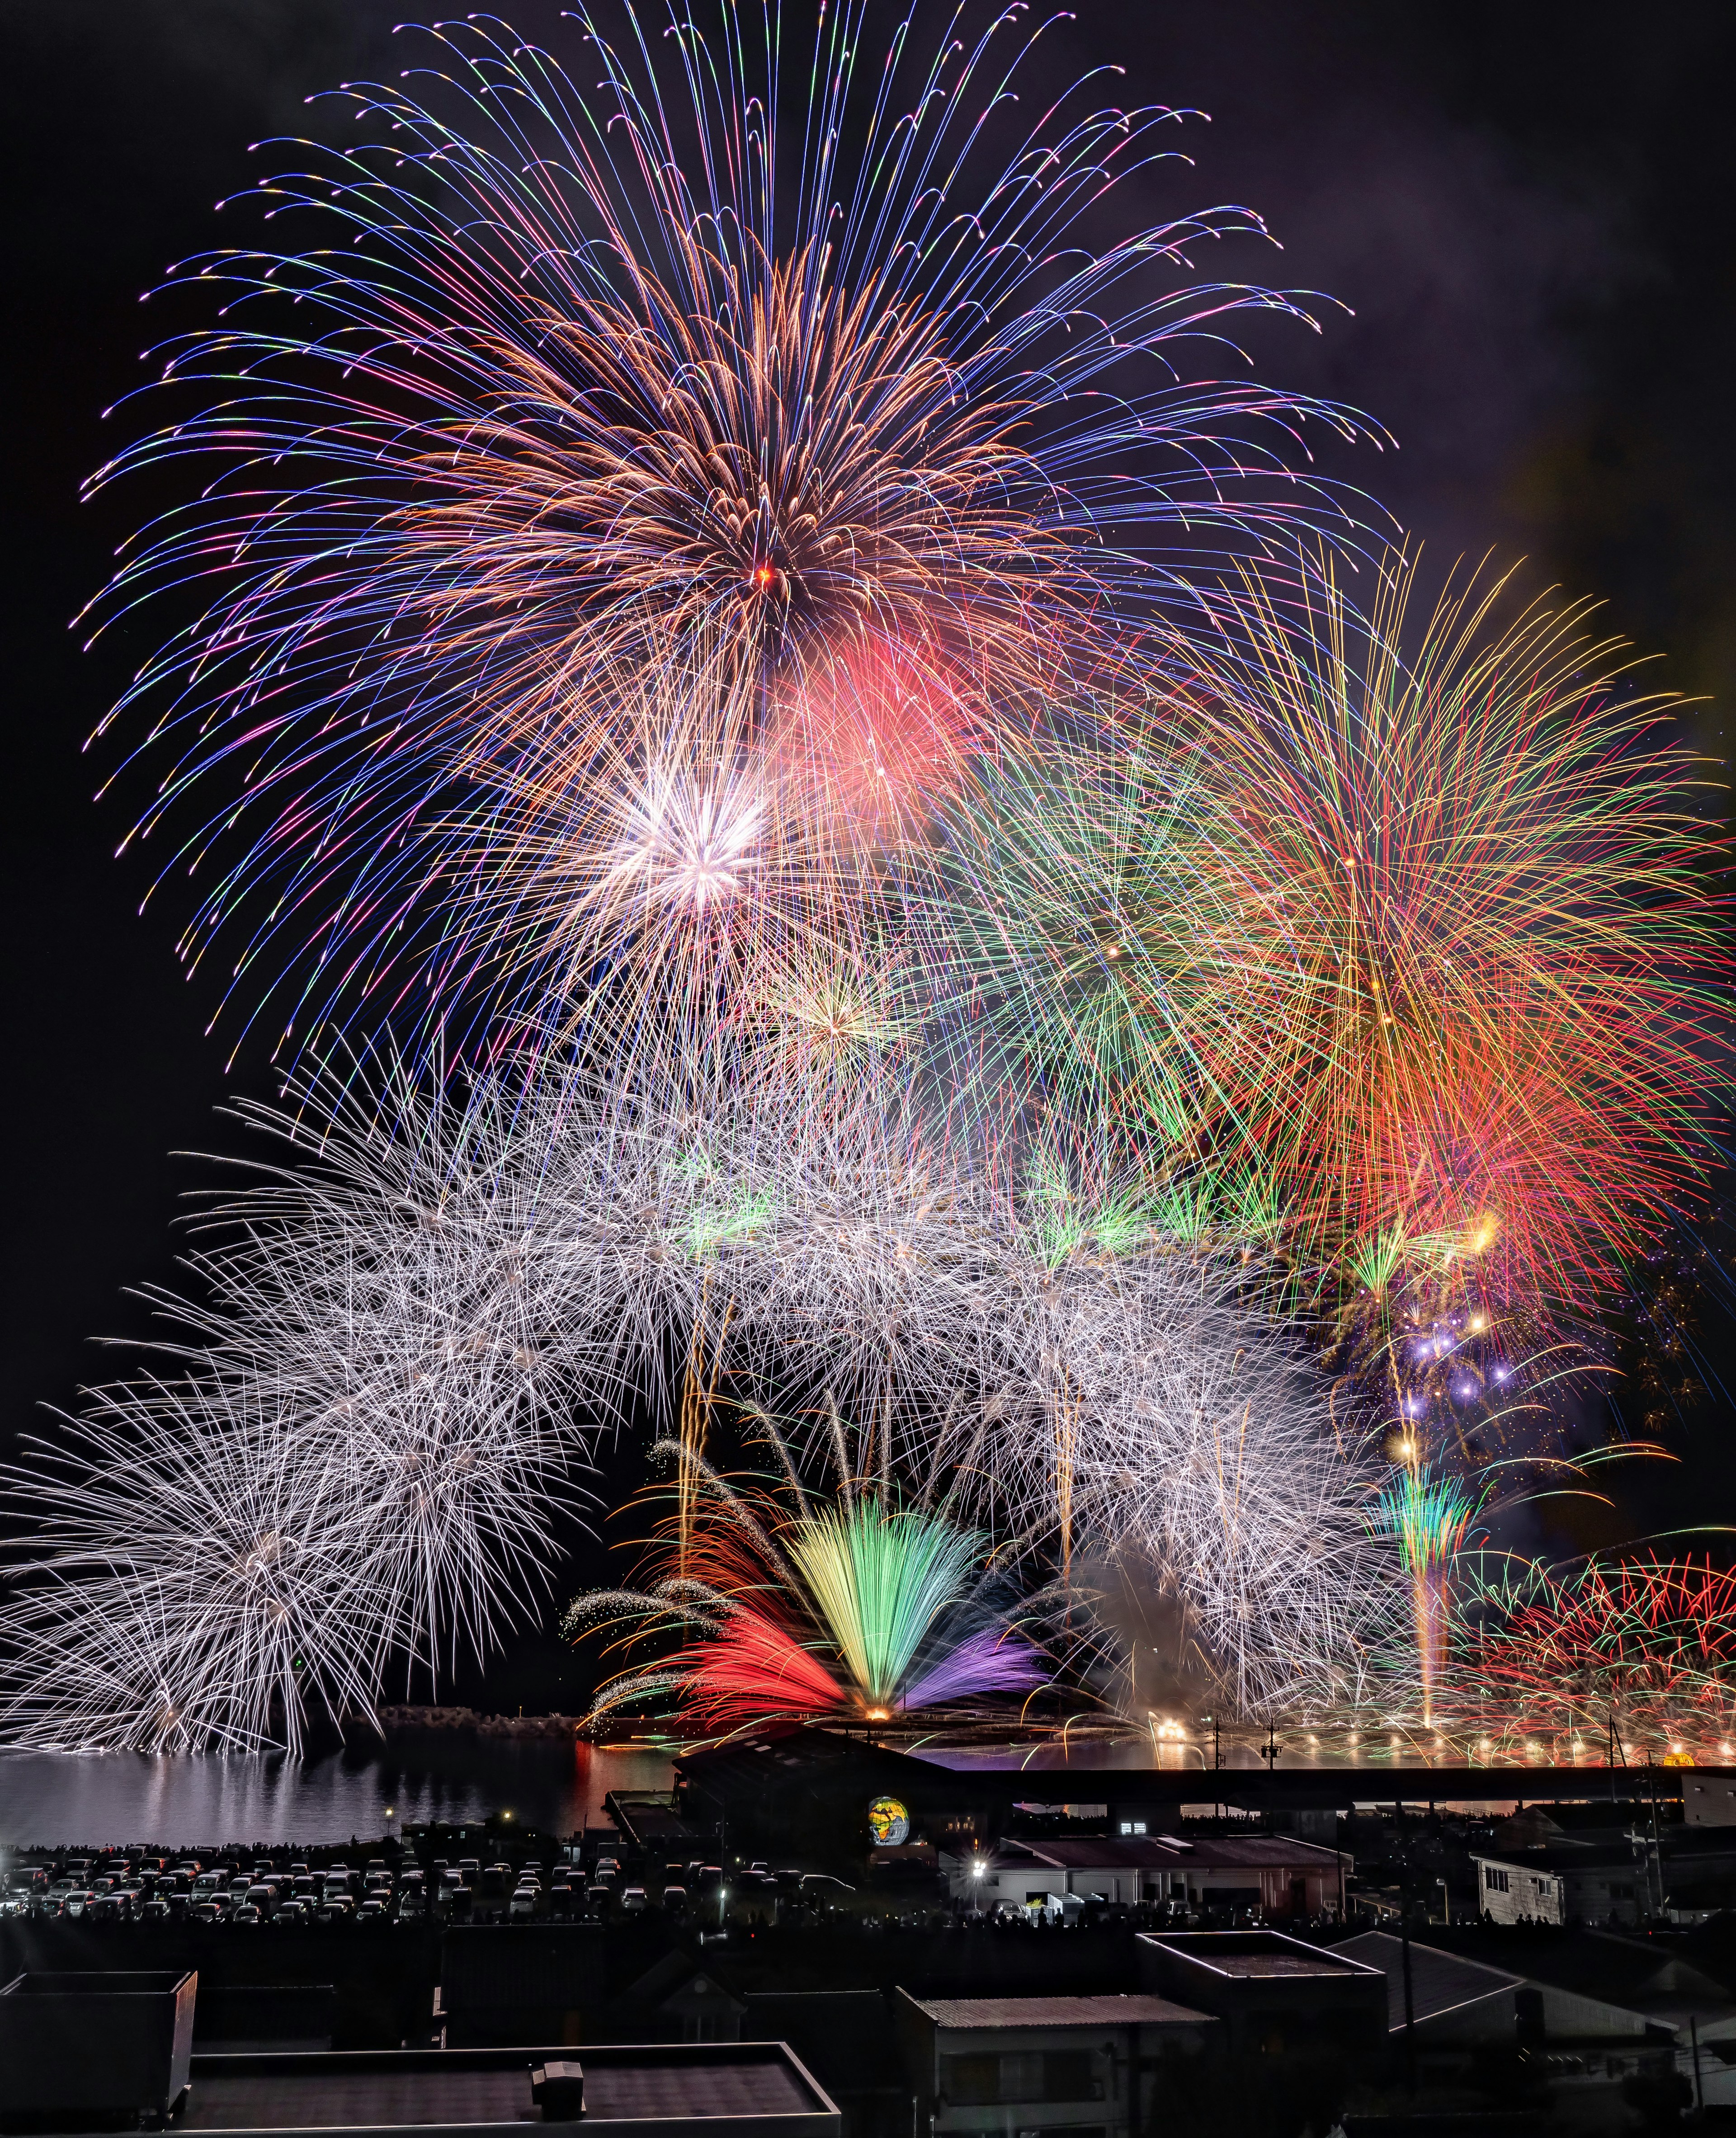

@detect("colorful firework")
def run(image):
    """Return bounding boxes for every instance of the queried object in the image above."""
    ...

[1370,1463,1484,1726]
[83,2,1379,1059]
[1449,1553,1736,1753]
[1171,550,1729,1325]
[566,1410,1047,1737]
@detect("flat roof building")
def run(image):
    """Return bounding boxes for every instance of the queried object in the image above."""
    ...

[1136,1931,1387,2060]
[73,2044,841,2138]
[894,1990,1216,2138]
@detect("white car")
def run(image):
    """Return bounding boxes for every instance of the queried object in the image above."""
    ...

[618,1886,648,1915]
[508,1888,539,1919]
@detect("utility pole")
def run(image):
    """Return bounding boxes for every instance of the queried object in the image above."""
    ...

[1395,1799,1417,2096]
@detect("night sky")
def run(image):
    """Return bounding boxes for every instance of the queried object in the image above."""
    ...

[3,0,1732,1709]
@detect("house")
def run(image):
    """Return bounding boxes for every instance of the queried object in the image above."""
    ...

[1333,1931,1520,2046]
[893,1989,1216,2138]
[948,1833,1345,1919]
[745,1992,919,2138]
[1136,1931,1388,2060]
[1473,1821,1736,1927]
[624,1950,750,2043]
[1684,1770,1736,1827]
[1470,1845,1643,1927]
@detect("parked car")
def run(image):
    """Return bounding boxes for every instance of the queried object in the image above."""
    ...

[507,1888,538,1920]
[139,1897,173,1923]
[317,1895,354,1923]
[357,1898,387,1924]
[661,1884,688,1912]
[618,1886,647,1916]
[273,1900,308,1925]
[231,1903,263,1926]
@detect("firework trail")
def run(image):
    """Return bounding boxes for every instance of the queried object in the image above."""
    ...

[0,1381,392,1757]
[1370,1463,1482,1727]
[83,2,1380,1060]
[566,1408,1046,1738]
[2,1051,1405,1745]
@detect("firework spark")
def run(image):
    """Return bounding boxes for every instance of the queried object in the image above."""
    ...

[84,2,1379,1058]
[567,1412,1045,1737]
[1175,551,1729,1322]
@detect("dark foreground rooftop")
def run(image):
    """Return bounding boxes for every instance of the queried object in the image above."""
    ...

[171,2046,837,2138]
[1142,1931,1380,1980]
[906,1993,1211,2030]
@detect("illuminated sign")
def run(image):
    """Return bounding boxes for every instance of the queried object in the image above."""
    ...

[867,1795,910,1847]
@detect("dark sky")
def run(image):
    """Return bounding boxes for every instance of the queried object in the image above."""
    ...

[3,0,1732,1704]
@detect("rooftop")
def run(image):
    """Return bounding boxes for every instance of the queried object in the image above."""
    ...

[904,1994,1214,2032]
[1334,1933,1521,2032]
[173,2046,835,2135]
[1001,1834,1339,1872]
[1142,1931,1382,1981]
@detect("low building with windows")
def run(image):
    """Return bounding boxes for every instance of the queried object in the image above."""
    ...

[894,1991,1217,2138]
[1470,1846,1644,1926]
[944,1833,1344,1920]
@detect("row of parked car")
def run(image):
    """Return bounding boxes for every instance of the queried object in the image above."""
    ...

[0,1850,856,1927]
[4,1853,500,1926]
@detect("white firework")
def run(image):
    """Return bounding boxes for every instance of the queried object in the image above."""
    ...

[2,1048,1402,1747]
[0,1379,388,1756]
[1,1058,582,1751]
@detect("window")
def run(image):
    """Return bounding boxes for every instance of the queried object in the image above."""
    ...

[1484,1865,1510,1893]
[1118,1820,1146,1836]
[943,2052,1103,2106]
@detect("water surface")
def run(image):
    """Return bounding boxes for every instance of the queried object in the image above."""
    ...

[0,1740,675,1847]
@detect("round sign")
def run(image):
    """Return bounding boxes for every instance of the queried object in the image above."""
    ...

[867,1795,910,1847]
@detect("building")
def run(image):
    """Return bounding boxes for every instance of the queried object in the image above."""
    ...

[1333,1931,1521,2047]
[948,1833,1344,1919]
[1470,1844,1643,1926]
[167,2044,839,2138]
[1136,1931,1388,2060]
[744,1992,913,2138]
[894,1990,1217,2138]
[0,1970,196,2128]
[1684,1769,1736,1827]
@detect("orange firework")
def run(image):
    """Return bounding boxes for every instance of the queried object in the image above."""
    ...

[1175,551,1729,1315]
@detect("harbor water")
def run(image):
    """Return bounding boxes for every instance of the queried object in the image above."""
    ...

[0,1739,675,1848]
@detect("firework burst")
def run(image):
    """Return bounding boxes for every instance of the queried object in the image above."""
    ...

[84,2,1379,1058]
[1174,550,1730,1323]
[566,1410,1047,1738]
[1447,1553,1736,1756]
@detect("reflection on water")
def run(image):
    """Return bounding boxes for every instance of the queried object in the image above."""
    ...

[0,1741,674,1847]
[0,1725,1595,1842]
